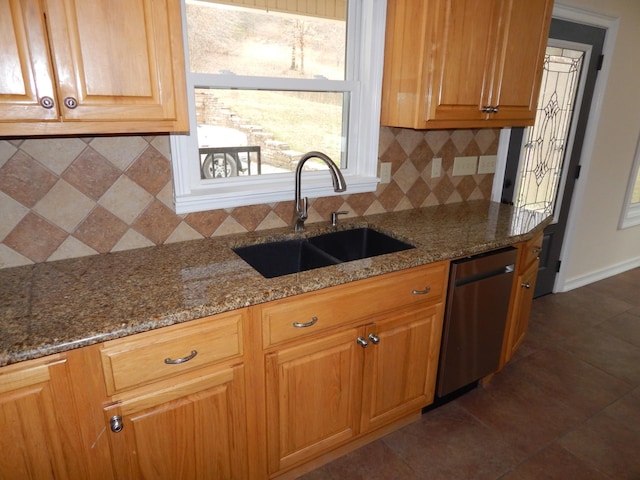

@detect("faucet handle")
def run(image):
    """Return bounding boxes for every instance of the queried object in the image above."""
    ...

[331,211,349,227]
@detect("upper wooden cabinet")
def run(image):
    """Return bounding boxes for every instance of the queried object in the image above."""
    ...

[381,0,553,129]
[0,0,188,136]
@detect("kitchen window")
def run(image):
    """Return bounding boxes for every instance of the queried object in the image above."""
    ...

[620,133,640,228]
[170,0,386,213]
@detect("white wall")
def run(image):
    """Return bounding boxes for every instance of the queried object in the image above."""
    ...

[555,0,640,290]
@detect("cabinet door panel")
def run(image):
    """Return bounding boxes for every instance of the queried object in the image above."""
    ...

[361,303,444,431]
[44,0,185,123]
[492,0,553,121]
[426,0,500,122]
[105,364,248,480]
[265,328,363,474]
[0,0,58,122]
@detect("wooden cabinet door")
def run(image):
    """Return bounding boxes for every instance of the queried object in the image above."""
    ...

[360,303,444,432]
[490,0,553,123]
[0,0,58,122]
[506,260,539,361]
[425,0,501,123]
[44,0,186,126]
[104,364,249,480]
[265,327,363,474]
[0,357,87,480]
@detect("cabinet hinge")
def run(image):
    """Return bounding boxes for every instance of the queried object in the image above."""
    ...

[597,54,604,71]
[575,164,582,179]
[556,260,562,273]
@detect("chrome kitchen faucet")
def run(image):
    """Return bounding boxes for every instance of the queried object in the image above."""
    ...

[293,151,346,232]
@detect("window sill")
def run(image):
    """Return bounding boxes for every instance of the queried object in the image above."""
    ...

[173,174,380,214]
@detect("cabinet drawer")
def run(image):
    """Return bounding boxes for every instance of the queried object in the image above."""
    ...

[100,310,244,395]
[261,262,448,348]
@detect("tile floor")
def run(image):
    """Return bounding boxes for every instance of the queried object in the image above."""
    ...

[299,267,640,479]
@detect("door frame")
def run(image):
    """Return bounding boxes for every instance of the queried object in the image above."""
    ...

[492,3,618,293]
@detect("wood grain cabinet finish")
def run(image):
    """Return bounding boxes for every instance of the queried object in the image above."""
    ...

[261,263,448,476]
[100,310,250,480]
[381,0,553,129]
[0,0,187,136]
[0,355,87,480]
[501,232,543,366]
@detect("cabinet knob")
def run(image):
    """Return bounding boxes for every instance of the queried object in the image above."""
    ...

[40,96,55,109]
[521,282,531,289]
[368,333,380,344]
[356,336,369,348]
[110,415,123,433]
[64,97,78,109]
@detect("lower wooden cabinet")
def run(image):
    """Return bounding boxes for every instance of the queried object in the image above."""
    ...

[103,363,249,480]
[0,355,87,479]
[502,232,543,365]
[261,264,448,476]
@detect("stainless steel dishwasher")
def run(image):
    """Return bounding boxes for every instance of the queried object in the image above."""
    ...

[436,247,518,398]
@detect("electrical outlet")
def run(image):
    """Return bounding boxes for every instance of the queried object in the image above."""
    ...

[380,162,392,183]
[452,156,478,176]
[477,155,497,174]
[431,157,442,178]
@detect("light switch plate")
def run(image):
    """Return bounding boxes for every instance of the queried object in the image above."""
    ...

[380,162,392,183]
[452,156,478,176]
[431,157,442,178]
[477,155,497,174]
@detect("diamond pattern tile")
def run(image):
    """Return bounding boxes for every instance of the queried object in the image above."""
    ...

[0,128,498,268]
[0,151,57,208]
[62,147,121,200]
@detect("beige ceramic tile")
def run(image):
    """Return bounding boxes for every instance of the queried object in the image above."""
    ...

[425,130,451,154]
[0,244,33,268]
[99,176,153,224]
[450,130,475,153]
[90,136,149,171]
[0,141,17,167]
[396,128,426,156]
[33,180,95,233]
[156,181,175,210]
[111,229,155,252]
[21,138,86,175]
[212,216,248,236]
[48,236,98,261]
[0,191,29,240]
[475,129,499,152]
[256,211,289,231]
[150,135,171,160]
[165,221,203,244]
[393,160,421,194]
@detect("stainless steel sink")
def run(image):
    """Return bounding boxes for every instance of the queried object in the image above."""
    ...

[233,227,414,278]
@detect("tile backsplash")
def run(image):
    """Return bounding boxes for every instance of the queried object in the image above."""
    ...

[0,127,498,269]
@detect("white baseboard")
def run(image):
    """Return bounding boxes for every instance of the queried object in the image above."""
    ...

[558,256,640,292]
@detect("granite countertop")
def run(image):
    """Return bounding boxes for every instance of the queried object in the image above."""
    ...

[0,200,550,367]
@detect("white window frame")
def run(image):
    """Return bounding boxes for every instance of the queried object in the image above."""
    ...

[619,132,640,229]
[170,0,387,214]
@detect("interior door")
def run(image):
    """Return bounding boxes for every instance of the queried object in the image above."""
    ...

[501,19,605,297]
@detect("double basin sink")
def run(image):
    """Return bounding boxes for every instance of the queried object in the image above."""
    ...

[233,227,414,278]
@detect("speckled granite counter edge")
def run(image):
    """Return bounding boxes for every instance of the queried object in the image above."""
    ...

[0,201,551,366]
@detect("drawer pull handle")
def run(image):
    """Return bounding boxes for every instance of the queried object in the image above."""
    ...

[164,350,198,365]
[412,286,431,295]
[521,282,531,289]
[293,316,318,328]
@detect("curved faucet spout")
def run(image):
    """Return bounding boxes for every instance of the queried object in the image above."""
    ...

[293,151,347,232]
